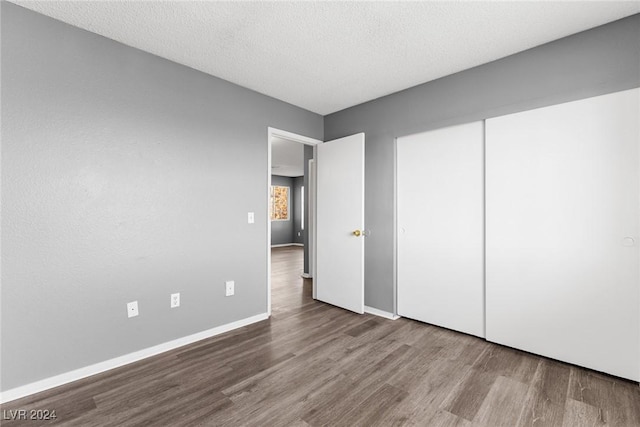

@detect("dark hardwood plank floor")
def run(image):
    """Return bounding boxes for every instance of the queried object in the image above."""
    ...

[2,246,639,426]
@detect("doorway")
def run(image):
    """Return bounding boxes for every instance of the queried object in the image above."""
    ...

[267,127,321,316]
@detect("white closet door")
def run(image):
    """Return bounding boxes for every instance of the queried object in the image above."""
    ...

[486,89,639,381]
[397,122,485,337]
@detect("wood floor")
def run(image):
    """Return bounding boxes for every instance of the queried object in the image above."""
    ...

[2,246,639,426]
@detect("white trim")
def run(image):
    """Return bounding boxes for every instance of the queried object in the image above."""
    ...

[267,127,321,317]
[365,306,400,320]
[311,154,318,300]
[393,137,399,317]
[268,127,322,146]
[267,128,272,317]
[271,243,304,248]
[307,159,316,280]
[0,313,268,404]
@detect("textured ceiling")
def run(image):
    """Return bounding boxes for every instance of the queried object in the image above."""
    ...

[11,1,640,115]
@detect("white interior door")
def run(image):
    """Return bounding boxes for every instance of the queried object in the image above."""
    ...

[316,133,365,314]
[486,89,639,381]
[397,122,485,337]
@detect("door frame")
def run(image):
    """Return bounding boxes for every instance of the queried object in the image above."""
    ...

[267,127,322,316]
[308,158,317,299]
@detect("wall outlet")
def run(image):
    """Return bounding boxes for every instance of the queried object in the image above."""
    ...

[225,280,235,297]
[127,301,139,318]
[171,293,180,308]
[247,212,255,224]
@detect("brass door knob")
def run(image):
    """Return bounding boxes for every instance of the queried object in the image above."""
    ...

[353,230,362,237]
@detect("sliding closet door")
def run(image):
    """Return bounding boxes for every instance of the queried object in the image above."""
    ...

[486,89,639,380]
[397,122,484,337]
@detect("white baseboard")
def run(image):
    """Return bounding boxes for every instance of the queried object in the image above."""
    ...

[0,312,269,404]
[365,306,401,320]
[271,243,304,248]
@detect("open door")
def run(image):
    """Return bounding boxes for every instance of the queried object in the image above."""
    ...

[315,133,365,314]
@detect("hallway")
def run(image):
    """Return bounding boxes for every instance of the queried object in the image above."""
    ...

[270,246,313,318]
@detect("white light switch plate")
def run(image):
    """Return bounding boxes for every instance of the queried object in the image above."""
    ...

[248,212,255,224]
[127,301,139,318]
[225,280,235,296]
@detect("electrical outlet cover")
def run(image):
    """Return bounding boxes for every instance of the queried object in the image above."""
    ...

[171,293,180,308]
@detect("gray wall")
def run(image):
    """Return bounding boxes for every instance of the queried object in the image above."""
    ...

[1,2,322,391]
[324,14,640,313]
